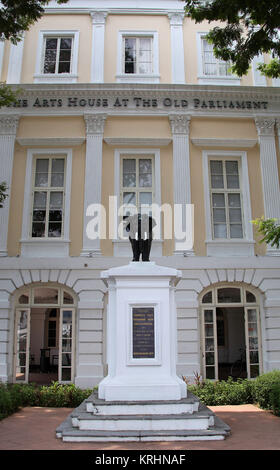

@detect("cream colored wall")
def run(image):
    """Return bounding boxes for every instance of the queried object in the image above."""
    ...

[104,14,171,83]
[0,41,10,83]
[8,116,86,256]
[21,15,92,83]
[183,18,254,86]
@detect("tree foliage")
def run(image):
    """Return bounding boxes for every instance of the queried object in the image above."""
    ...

[0,0,69,43]
[252,217,280,249]
[184,0,280,78]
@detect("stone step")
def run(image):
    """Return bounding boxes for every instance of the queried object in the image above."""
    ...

[57,413,230,442]
[56,393,231,442]
[84,391,200,415]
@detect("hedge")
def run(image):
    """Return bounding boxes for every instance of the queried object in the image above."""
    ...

[1,371,280,420]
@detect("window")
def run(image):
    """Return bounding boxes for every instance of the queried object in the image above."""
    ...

[124,37,152,74]
[202,38,231,77]
[32,157,65,238]
[21,149,72,257]
[117,31,159,83]
[34,31,79,83]
[203,150,254,256]
[43,36,73,74]
[209,159,243,240]
[197,33,240,85]
[121,155,154,216]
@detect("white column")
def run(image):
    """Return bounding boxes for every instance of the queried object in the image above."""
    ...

[90,11,108,83]
[169,114,194,256]
[81,113,107,257]
[7,36,25,83]
[168,12,185,84]
[0,115,20,256]
[255,118,280,256]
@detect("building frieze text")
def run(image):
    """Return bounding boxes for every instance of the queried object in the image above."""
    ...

[6,95,269,112]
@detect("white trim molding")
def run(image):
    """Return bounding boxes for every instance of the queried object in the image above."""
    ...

[191,138,258,148]
[202,149,255,257]
[116,30,160,84]
[34,30,80,84]
[20,148,73,257]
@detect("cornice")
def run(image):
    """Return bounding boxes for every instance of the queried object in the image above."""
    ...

[104,137,172,146]
[191,138,258,148]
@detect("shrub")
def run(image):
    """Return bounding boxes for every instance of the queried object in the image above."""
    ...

[251,370,280,410]
[0,382,92,420]
[270,384,280,416]
[188,376,254,406]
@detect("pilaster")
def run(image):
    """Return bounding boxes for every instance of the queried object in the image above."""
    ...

[255,118,280,256]
[90,11,108,83]
[168,12,185,84]
[0,115,20,256]
[7,35,25,84]
[169,114,194,256]
[81,113,107,257]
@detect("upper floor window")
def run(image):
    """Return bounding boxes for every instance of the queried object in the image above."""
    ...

[117,31,159,83]
[34,30,79,83]
[124,37,153,75]
[43,37,73,74]
[197,33,240,85]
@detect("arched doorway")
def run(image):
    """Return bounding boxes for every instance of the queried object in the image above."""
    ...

[13,284,76,385]
[200,285,262,380]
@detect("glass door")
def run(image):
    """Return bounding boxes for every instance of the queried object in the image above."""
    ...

[59,308,75,383]
[14,309,31,383]
[245,307,262,378]
[202,308,218,380]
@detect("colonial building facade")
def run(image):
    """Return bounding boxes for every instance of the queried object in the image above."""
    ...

[0,0,280,388]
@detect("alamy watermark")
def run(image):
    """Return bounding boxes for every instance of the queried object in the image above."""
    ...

[85,197,194,252]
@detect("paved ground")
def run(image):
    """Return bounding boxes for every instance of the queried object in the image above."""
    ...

[0,404,279,451]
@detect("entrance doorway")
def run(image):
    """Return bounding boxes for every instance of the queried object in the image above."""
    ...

[200,285,262,381]
[13,285,75,385]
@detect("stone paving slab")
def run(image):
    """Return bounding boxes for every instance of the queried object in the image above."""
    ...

[0,404,279,450]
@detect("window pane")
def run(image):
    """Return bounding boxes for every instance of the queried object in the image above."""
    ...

[230,224,243,238]
[34,288,58,304]
[226,175,240,189]
[123,192,136,206]
[213,208,226,223]
[32,222,45,238]
[123,159,136,187]
[125,38,136,73]
[63,291,74,305]
[33,191,47,209]
[48,222,62,238]
[139,159,152,187]
[58,61,71,74]
[202,291,212,304]
[60,38,72,50]
[214,224,227,238]
[206,366,215,379]
[228,193,241,207]
[50,192,63,208]
[217,288,241,303]
[229,208,242,223]
[204,310,213,323]
[210,161,224,188]
[246,291,256,303]
[19,293,29,304]
[226,161,239,175]
[44,38,57,74]
[212,193,225,207]
[51,159,65,187]
[35,159,49,187]
[139,192,152,205]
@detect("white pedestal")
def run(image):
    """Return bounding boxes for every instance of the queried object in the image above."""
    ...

[98,262,186,401]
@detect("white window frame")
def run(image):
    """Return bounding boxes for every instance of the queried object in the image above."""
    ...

[116,30,160,83]
[34,30,79,83]
[20,149,72,257]
[202,150,254,257]
[113,148,162,256]
[196,32,240,86]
